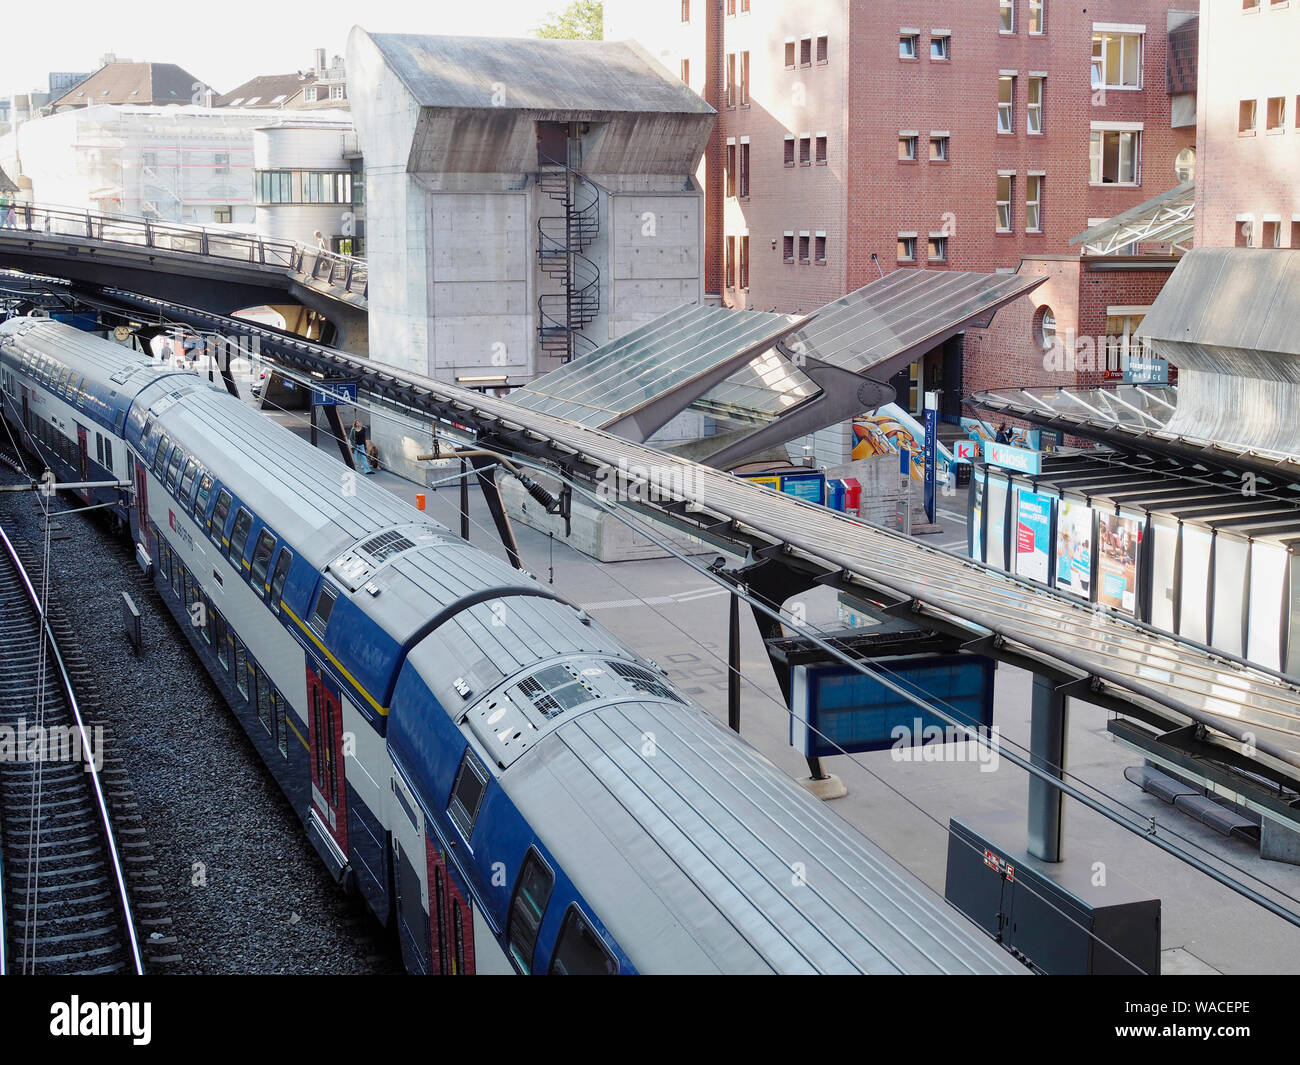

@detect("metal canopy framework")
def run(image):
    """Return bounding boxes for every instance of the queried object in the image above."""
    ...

[1070,181,1195,255]
[513,269,1044,467]
[508,305,809,439]
[85,287,1300,791]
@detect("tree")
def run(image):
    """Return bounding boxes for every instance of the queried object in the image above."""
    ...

[535,0,604,40]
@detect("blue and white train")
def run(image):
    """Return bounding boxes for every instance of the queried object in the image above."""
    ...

[0,317,1023,975]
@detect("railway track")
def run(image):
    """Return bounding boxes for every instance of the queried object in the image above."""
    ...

[0,512,176,974]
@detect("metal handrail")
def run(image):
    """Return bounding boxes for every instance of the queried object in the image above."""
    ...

[0,523,144,975]
[0,201,368,296]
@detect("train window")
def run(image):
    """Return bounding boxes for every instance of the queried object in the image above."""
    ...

[235,638,249,699]
[268,548,293,614]
[165,448,184,491]
[506,849,555,975]
[151,436,171,480]
[308,582,338,637]
[75,377,87,405]
[274,689,288,757]
[255,664,272,733]
[448,748,488,841]
[229,508,253,565]
[96,433,104,466]
[193,473,213,521]
[178,459,199,502]
[55,366,69,392]
[208,489,232,544]
[250,530,277,594]
[103,439,112,473]
[201,598,213,644]
[171,560,183,600]
[214,611,229,671]
[549,906,619,975]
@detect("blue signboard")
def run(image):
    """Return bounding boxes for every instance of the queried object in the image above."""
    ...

[923,402,938,524]
[790,655,996,758]
[1123,357,1169,385]
[780,471,826,505]
[312,381,359,406]
[983,440,1043,476]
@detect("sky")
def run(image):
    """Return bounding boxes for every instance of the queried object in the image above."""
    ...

[2,0,576,95]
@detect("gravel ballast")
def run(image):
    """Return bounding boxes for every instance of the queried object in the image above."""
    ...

[0,463,403,975]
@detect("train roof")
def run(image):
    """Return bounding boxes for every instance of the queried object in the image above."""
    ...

[504,700,1023,974]
[146,383,448,570]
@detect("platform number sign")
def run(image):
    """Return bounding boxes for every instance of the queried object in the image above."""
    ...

[312,381,359,407]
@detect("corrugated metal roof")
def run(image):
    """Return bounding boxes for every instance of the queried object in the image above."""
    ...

[506,700,1022,973]
[365,32,715,114]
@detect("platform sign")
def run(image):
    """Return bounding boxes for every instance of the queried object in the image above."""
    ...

[984,440,1042,476]
[312,381,359,406]
[790,655,995,758]
[923,392,938,525]
[741,474,782,493]
[1123,357,1169,385]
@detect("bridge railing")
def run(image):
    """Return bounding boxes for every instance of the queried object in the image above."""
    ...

[0,202,367,299]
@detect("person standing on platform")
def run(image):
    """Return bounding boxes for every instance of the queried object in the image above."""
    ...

[349,417,374,474]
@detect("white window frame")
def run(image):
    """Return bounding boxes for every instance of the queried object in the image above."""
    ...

[1089,125,1142,186]
[998,75,1015,133]
[1027,77,1044,134]
[1000,0,1015,33]
[928,232,949,261]
[930,32,950,60]
[897,232,918,261]
[900,33,918,59]
[1026,174,1043,232]
[1091,30,1143,90]
[929,133,950,161]
[996,173,1014,232]
[1029,0,1045,34]
[898,132,918,160]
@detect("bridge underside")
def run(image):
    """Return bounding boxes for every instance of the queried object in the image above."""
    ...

[0,238,368,354]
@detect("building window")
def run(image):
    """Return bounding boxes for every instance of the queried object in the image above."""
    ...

[898,134,918,160]
[727,0,736,14]
[930,34,950,60]
[740,52,750,104]
[1029,0,1045,33]
[739,141,750,197]
[784,40,796,68]
[1026,175,1043,232]
[726,236,736,287]
[928,234,948,261]
[897,234,917,261]
[784,135,795,166]
[929,134,949,160]
[1239,99,1257,134]
[1089,129,1140,184]
[900,34,918,59]
[1175,147,1195,182]
[1237,220,1254,247]
[739,234,750,287]
[682,0,690,21]
[996,175,1014,231]
[1027,77,1043,133]
[800,37,812,65]
[1267,96,1285,132]
[815,232,826,262]
[213,152,229,174]
[1035,306,1057,350]
[304,87,317,103]
[1000,0,1014,32]
[816,35,828,63]
[799,134,811,165]
[727,53,736,107]
[815,133,827,163]
[783,233,795,262]
[330,85,344,101]
[998,76,1015,133]
[680,58,689,83]
[799,232,811,263]
[1105,311,1149,369]
[1091,32,1142,89]
[726,141,736,197]
[213,205,232,224]
[1244,0,1259,8]
[1263,220,1281,247]
[141,151,157,167]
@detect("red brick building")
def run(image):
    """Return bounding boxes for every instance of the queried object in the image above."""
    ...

[606,0,1196,407]
[1194,0,1300,249]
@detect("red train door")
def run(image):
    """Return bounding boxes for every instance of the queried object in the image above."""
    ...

[135,460,152,553]
[306,661,348,852]
[427,844,476,975]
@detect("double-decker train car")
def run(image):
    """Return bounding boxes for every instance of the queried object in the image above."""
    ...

[0,317,1024,975]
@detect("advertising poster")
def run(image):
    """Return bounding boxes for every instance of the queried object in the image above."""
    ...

[1097,513,1141,615]
[852,403,954,485]
[987,477,1008,570]
[1054,499,1093,598]
[1014,489,1053,584]
[971,474,984,561]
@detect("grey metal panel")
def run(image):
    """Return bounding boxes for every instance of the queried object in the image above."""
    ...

[368,33,714,115]
[783,269,1044,377]
[505,700,1021,974]
[509,305,802,429]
